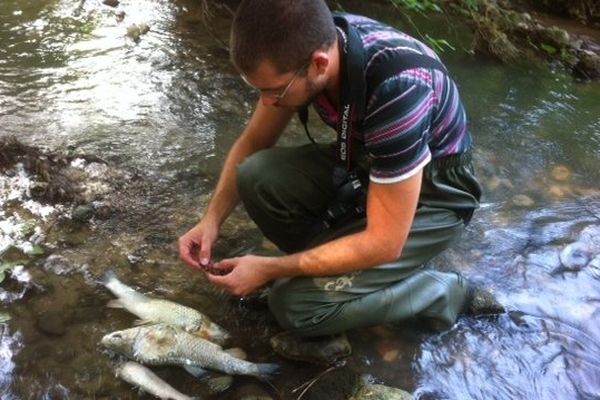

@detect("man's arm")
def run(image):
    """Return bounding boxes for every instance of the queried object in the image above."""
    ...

[208,169,423,295]
[179,102,295,268]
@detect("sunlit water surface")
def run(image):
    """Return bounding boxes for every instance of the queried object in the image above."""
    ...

[1,0,600,399]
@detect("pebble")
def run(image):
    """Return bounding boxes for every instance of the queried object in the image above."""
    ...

[72,204,95,222]
[126,23,151,42]
[36,312,67,336]
[587,256,600,279]
[512,194,535,207]
[102,0,119,7]
[43,255,74,276]
[551,165,572,181]
[376,340,400,363]
[1,245,27,263]
[559,242,590,270]
[350,382,412,400]
[233,383,273,400]
[548,184,568,198]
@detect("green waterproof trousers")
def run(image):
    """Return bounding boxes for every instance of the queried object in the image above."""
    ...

[236,143,482,336]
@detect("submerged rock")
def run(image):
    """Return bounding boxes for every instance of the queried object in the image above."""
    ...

[36,311,67,336]
[350,382,412,400]
[102,0,119,7]
[71,204,95,222]
[512,194,535,207]
[551,165,572,181]
[233,383,273,400]
[43,255,75,276]
[270,331,352,365]
[126,23,150,43]
[559,241,590,271]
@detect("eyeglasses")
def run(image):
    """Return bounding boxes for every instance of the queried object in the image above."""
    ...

[242,65,307,101]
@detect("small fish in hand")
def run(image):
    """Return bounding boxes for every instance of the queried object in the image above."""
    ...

[102,271,230,345]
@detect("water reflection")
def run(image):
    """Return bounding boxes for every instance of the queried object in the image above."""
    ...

[415,313,600,400]
[1,0,600,399]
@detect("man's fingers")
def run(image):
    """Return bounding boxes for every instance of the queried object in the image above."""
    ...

[199,237,213,266]
[179,239,200,268]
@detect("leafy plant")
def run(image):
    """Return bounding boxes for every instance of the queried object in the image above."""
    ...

[0,312,10,323]
[392,0,442,13]
[426,34,456,52]
[0,261,26,283]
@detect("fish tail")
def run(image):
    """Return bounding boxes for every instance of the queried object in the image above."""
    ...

[256,362,279,380]
[101,270,119,287]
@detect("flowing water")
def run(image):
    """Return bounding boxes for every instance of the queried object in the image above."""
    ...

[1,0,600,399]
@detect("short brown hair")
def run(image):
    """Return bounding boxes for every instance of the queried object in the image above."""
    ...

[230,0,337,75]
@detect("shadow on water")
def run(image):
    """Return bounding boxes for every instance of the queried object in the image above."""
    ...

[1,0,600,399]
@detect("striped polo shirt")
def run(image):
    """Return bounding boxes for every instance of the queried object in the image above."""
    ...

[313,13,472,184]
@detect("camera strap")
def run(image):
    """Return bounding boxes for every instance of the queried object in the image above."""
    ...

[298,14,449,188]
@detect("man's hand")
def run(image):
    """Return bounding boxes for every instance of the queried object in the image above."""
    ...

[206,255,274,297]
[178,219,219,270]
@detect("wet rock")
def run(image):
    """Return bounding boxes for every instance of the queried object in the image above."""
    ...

[126,23,150,43]
[36,311,67,336]
[270,331,352,365]
[512,194,535,207]
[551,165,572,181]
[559,242,591,270]
[43,255,75,276]
[206,375,234,395]
[232,383,273,400]
[94,202,113,220]
[575,50,600,80]
[548,184,571,198]
[376,340,400,363]
[486,176,513,192]
[587,256,600,279]
[350,382,412,400]
[540,26,570,48]
[102,0,119,7]
[115,10,126,22]
[72,204,95,222]
[579,225,600,251]
[0,245,27,263]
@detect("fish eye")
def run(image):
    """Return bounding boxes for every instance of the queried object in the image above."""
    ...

[111,333,123,340]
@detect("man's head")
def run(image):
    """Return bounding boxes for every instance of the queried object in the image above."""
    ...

[230,0,336,75]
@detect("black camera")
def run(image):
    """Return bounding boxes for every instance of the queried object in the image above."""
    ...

[322,171,367,229]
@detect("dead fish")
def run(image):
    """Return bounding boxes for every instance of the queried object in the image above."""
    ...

[102,270,230,345]
[116,361,199,400]
[101,324,279,380]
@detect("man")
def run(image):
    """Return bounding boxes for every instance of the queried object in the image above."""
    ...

[179,0,503,363]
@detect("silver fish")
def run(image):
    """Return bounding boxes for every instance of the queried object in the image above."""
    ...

[116,361,199,400]
[102,271,230,345]
[101,324,279,380]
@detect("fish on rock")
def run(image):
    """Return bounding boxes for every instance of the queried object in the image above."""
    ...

[102,270,230,345]
[101,324,279,380]
[116,361,200,400]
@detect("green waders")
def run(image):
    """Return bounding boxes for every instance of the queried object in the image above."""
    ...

[236,143,482,336]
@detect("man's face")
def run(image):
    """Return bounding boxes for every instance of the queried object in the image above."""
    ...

[241,60,325,110]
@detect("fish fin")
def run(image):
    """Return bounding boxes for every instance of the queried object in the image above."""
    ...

[256,363,280,381]
[133,319,153,326]
[224,347,247,360]
[106,299,124,308]
[183,365,209,378]
[206,375,234,394]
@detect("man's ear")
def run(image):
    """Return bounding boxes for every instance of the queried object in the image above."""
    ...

[311,51,330,75]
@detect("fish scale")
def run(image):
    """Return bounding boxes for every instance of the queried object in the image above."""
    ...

[101,324,279,380]
[102,270,230,345]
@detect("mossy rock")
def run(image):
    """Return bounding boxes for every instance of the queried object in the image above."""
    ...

[349,383,413,400]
